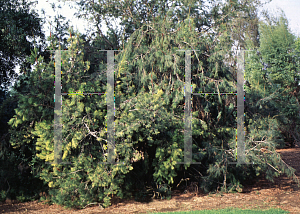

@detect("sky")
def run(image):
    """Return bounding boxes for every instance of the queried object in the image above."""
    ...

[259,0,300,37]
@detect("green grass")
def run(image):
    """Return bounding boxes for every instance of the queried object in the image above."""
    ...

[149,208,289,214]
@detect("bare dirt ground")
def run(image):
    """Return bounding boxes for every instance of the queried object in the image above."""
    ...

[1,147,300,214]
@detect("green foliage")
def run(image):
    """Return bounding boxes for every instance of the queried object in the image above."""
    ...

[0,190,6,202]
[0,0,46,91]
[245,13,300,149]
[244,13,300,184]
[111,0,250,196]
[0,0,48,202]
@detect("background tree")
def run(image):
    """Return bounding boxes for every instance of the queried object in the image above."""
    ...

[0,0,47,91]
[244,13,300,149]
